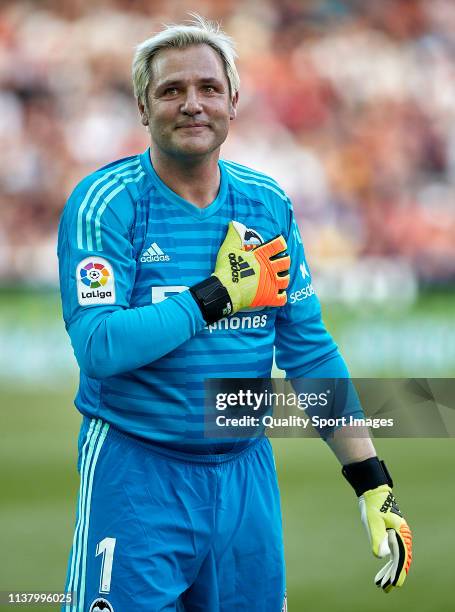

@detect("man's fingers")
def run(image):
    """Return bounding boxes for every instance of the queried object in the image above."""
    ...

[374,528,410,592]
[387,529,401,586]
[276,273,290,290]
[375,559,393,587]
[271,254,291,274]
[256,236,287,259]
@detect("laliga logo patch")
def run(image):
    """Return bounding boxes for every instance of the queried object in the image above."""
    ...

[77,257,116,306]
[89,598,114,612]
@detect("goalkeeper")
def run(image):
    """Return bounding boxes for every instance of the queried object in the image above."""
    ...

[58,15,412,612]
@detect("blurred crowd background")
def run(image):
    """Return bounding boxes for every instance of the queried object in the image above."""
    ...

[1,5,454,610]
[1,0,455,295]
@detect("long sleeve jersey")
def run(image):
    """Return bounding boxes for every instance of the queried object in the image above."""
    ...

[58,149,351,452]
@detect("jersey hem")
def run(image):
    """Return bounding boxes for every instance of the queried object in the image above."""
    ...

[105,421,265,465]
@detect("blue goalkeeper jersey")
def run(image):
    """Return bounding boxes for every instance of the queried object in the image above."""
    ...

[58,149,348,452]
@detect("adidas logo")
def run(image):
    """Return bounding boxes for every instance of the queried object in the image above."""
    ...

[140,243,170,263]
[380,492,403,517]
[228,252,255,283]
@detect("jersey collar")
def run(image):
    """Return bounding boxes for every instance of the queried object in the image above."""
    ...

[140,148,228,219]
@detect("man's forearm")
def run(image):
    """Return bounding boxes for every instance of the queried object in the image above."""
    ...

[70,290,205,379]
[326,425,377,465]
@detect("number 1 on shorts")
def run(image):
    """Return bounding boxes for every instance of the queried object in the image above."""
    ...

[96,537,116,593]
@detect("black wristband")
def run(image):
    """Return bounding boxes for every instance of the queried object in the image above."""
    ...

[342,457,393,497]
[190,276,233,325]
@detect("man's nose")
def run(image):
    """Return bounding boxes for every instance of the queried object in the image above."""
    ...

[180,88,203,115]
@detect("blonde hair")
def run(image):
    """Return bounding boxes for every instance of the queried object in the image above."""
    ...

[132,14,240,106]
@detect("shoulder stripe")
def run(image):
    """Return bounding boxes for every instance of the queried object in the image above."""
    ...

[94,171,145,251]
[222,160,286,194]
[76,158,140,250]
[85,165,143,251]
[224,166,288,201]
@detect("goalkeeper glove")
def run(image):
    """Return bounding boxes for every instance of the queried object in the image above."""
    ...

[190,221,290,324]
[342,457,413,593]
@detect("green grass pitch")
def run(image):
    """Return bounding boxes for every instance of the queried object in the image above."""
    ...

[0,289,454,610]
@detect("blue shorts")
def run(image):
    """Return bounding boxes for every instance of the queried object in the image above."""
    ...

[64,418,286,611]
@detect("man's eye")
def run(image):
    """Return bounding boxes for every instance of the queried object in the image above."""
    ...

[163,87,178,96]
[203,86,216,93]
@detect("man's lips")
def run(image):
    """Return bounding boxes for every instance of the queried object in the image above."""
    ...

[176,123,210,129]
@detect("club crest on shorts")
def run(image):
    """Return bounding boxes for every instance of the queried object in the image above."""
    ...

[89,597,114,612]
[76,257,116,305]
[282,591,288,611]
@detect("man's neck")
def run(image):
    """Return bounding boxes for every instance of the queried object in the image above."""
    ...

[149,148,221,209]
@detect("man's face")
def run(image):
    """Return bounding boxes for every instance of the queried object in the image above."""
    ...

[139,44,238,160]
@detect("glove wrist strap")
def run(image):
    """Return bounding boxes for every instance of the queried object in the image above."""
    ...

[190,276,233,325]
[342,457,393,497]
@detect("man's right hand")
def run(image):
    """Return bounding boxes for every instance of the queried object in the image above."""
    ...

[213,221,290,313]
[190,221,291,324]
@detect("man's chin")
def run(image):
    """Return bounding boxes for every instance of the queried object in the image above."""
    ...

[171,140,220,158]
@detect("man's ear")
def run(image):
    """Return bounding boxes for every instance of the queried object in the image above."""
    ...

[229,91,239,121]
[138,99,149,126]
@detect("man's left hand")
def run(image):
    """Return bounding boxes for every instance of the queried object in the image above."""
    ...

[360,484,413,592]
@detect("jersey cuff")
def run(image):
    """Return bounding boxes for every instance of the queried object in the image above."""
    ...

[173,289,207,330]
